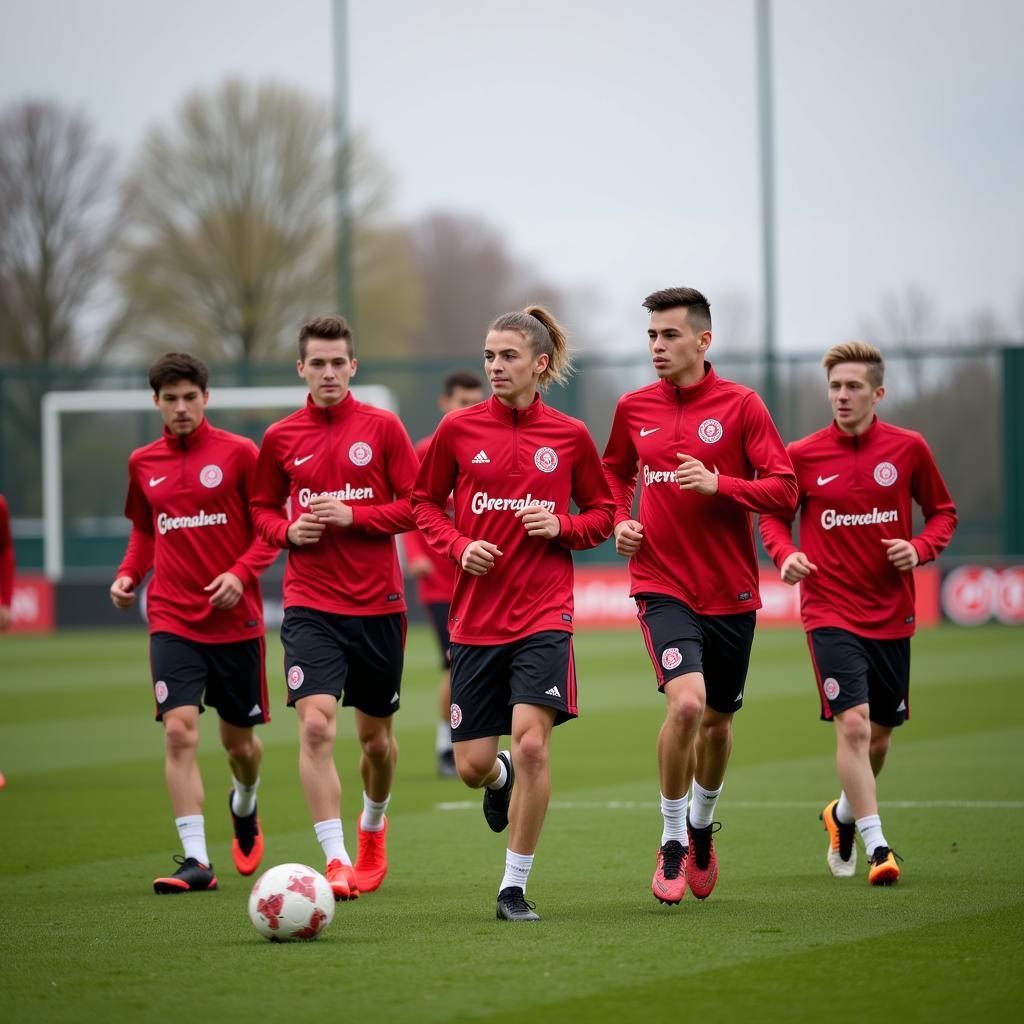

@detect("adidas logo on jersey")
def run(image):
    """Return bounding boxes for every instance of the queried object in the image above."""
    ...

[472,450,490,464]
[545,686,561,698]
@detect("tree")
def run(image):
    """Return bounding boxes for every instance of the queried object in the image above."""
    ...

[116,79,418,362]
[0,100,123,364]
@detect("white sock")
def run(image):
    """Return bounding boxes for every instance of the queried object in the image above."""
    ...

[856,814,887,858]
[361,792,389,832]
[689,778,723,828]
[486,752,509,791]
[231,775,259,817]
[314,818,351,865]
[835,791,855,825]
[499,849,534,894]
[175,815,209,866]
[660,793,688,846]
[436,721,452,754]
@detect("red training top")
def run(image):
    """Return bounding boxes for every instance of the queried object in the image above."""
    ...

[251,393,418,616]
[412,394,615,644]
[759,417,958,639]
[0,494,14,607]
[602,364,797,615]
[117,418,278,643]
[403,433,457,606]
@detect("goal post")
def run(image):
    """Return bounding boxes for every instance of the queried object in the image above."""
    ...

[42,385,396,580]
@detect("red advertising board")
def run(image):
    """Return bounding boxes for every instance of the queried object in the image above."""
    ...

[9,576,55,633]
[941,565,1024,626]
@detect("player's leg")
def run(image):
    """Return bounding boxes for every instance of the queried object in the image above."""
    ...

[428,603,457,777]
[351,709,397,893]
[219,720,264,875]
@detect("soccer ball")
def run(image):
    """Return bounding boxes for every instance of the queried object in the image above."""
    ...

[248,863,335,942]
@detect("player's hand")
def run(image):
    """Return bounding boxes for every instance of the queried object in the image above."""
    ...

[614,519,644,557]
[780,551,818,585]
[109,576,137,610]
[461,540,503,576]
[515,504,561,539]
[287,513,327,546]
[0,604,11,631]
[308,495,354,527]
[408,556,433,579]
[205,571,244,609]
[882,538,920,572]
[675,452,719,495]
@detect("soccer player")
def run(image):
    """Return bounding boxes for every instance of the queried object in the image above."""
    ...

[403,370,485,777]
[602,287,797,906]
[110,353,279,894]
[413,306,615,922]
[250,315,419,901]
[759,341,957,885]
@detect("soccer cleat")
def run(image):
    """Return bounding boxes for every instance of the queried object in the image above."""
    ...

[153,855,218,894]
[228,790,264,876]
[821,799,857,878]
[437,749,458,778]
[496,886,540,922]
[651,840,687,905]
[354,814,388,893]
[325,859,360,901]
[686,819,722,899]
[482,751,515,833]
[868,846,902,886]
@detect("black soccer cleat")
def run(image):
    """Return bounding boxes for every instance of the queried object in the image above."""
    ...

[153,855,218,894]
[496,886,540,922]
[482,751,514,833]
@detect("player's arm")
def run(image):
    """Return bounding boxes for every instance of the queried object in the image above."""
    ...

[601,400,644,557]
[545,427,616,549]
[904,436,958,566]
[759,442,811,584]
[250,433,322,548]
[112,471,155,609]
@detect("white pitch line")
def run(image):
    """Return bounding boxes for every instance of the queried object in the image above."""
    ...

[435,799,1024,811]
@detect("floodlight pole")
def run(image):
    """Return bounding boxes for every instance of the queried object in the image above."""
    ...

[756,0,779,420]
[333,0,355,325]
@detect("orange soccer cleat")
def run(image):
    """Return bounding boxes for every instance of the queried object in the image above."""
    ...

[325,858,360,901]
[354,814,389,894]
[868,846,902,886]
[228,791,264,876]
[651,840,687,905]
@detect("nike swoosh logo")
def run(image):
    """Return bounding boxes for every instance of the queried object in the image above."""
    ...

[149,476,167,487]
[817,474,839,486]
[640,427,660,437]
[294,454,315,466]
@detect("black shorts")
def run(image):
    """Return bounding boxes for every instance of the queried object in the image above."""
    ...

[808,627,910,727]
[280,606,406,718]
[425,602,452,669]
[448,631,578,742]
[149,632,269,728]
[635,593,755,714]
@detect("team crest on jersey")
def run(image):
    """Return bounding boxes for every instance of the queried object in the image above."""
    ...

[697,418,724,444]
[873,461,898,486]
[287,665,305,690]
[154,681,169,704]
[824,677,841,700]
[349,441,373,466]
[450,703,463,729]
[661,647,682,670]
[534,447,558,473]
[199,464,223,488]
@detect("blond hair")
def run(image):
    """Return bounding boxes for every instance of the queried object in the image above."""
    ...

[488,305,573,390]
[823,341,884,388]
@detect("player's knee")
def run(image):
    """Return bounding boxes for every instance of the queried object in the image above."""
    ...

[163,716,197,755]
[665,691,703,733]
[700,717,732,748]
[359,730,392,762]
[835,710,870,747]
[224,736,256,763]
[513,729,548,774]
[455,752,493,788]
[299,712,334,750]
[870,734,892,762]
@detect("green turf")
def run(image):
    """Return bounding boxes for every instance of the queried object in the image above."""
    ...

[1,624,1022,1022]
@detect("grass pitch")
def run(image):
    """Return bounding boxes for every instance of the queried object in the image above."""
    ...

[1,623,1022,1022]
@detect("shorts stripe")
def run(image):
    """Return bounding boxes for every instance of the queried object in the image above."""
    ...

[566,642,578,716]
[635,598,665,687]
[806,632,833,720]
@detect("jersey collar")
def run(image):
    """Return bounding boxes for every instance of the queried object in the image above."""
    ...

[162,416,211,451]
[829,415,880,447]
[486,393,544,425]
[658,362,717,402]
[304,391,359,423]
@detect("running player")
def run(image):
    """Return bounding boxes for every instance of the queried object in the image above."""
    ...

[413,306,614,922]
[110,353,279,893]
[760,341,957,885]
[403,370,485,777]
[250,314,418,901]
[602,287,797,905]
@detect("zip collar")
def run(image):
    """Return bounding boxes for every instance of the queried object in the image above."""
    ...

[303,391,358,424]
[486,393,544,425]
[829,415,879,448]
[161,416,211,451]
[657,362,717,402]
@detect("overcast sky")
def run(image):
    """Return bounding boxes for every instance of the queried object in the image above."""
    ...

[2,0,1021,352]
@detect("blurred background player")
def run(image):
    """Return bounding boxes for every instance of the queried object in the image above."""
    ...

[602,287,797,906]
[413,306,614,921]
[250,315,419,901]
[403,370,485,777]
[760,341,957,885]
[109,353,278,893]
[0,492,13,789]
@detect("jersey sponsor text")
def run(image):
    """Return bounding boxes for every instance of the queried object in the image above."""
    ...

[298,484,375,507]
[156,510,229,535]
[820,507,899,531]
[470,491,556,514]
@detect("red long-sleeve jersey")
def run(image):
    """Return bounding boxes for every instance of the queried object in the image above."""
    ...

[0,494,14,607]
[403,433,457,606]
[116,418,278,643]
[412,394,615,644]
[251,393,418,616]
[602,365,797,615]
[759,417,957,639]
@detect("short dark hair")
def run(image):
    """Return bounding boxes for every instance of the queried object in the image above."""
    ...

[442,370,484,396]
[148,352,209,394]
[298,315,353,360]
[642,287,712,334]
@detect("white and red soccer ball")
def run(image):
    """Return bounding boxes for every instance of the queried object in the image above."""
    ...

[248,863,335,942]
